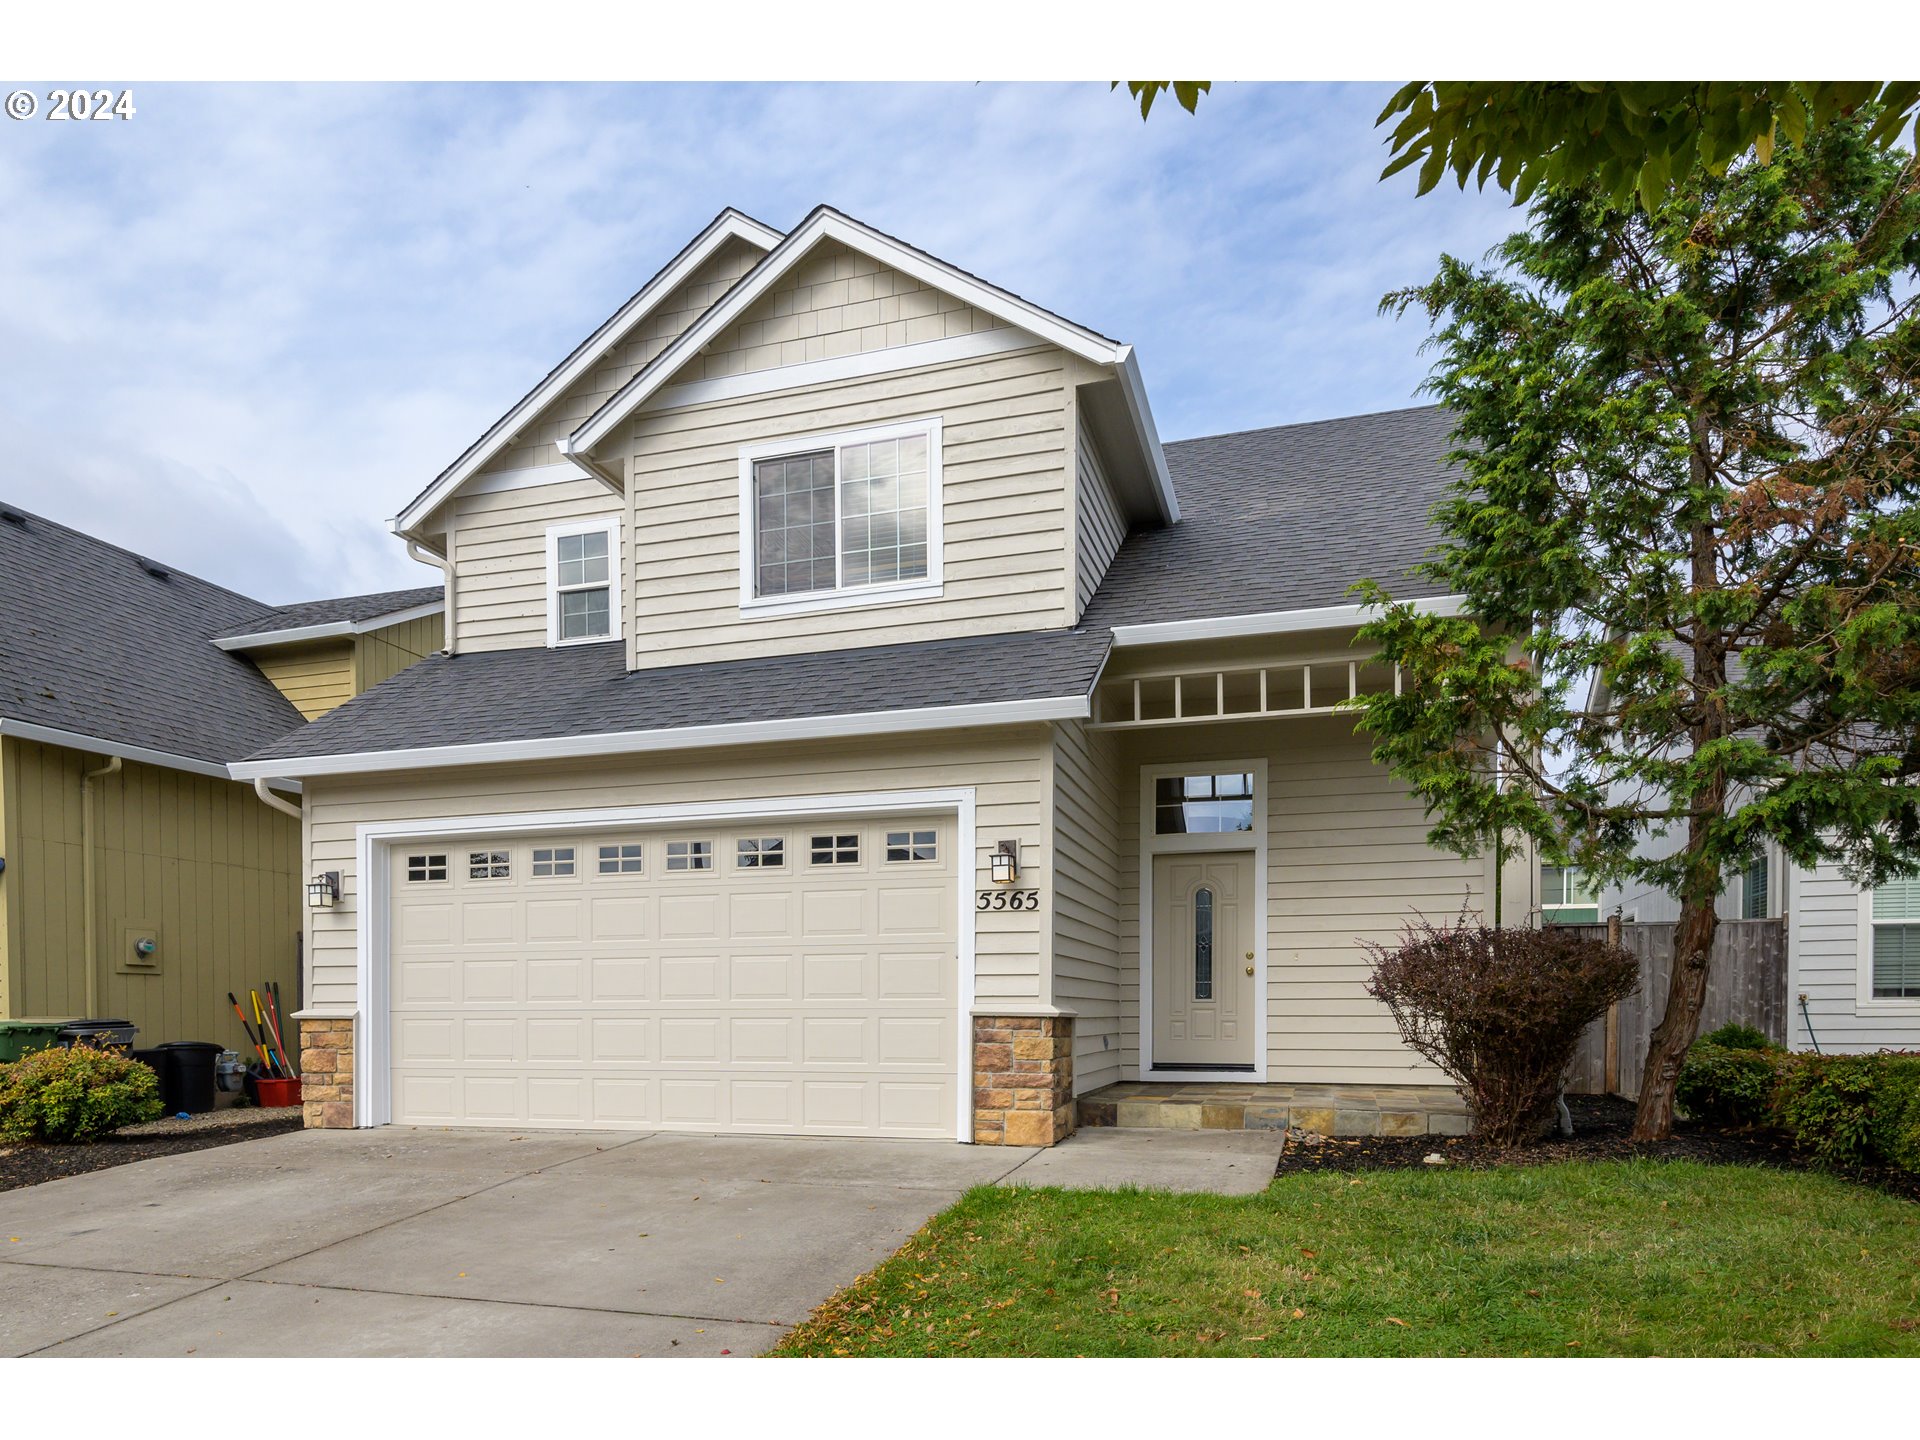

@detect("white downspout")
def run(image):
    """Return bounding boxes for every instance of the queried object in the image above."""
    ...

[253,777,302,821]
[407,539,455,656]
[80,753,121,1016]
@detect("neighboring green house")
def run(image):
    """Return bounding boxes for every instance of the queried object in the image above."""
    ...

[0,501,441,1053]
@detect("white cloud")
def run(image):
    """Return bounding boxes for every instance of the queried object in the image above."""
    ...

[0,81,1518,601]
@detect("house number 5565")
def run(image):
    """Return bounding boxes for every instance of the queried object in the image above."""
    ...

[976,890,1041,911]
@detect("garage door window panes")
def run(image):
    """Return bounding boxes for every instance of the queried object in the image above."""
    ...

[532,846,575,878]
[811,834,859,865]
[597,843,643,874]
[667,840,713,872]
[469,850,511,880]
[886,829,937,862]
[406,853,448,883]
[736,837,785,868]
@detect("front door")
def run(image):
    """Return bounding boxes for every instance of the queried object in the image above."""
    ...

[1152,851,1256,1069]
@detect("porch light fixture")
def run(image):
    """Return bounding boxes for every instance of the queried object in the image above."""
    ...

[990,839,1020,885]
[307,871,341,909]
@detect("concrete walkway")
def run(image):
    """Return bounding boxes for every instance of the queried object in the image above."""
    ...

[0,1124,1281,1357]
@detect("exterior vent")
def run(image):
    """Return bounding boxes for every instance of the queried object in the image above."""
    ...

[139,558,171,581]
[1,509,26,526]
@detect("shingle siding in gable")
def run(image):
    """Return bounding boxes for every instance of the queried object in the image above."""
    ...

[684,239,1006,384]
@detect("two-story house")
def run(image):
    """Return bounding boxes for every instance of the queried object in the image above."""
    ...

[233,206,1523,1145]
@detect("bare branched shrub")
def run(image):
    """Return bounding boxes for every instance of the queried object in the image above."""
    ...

[1365,920,1639,1147]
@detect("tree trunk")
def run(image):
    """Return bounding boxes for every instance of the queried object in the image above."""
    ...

[1632,895,1719,1139]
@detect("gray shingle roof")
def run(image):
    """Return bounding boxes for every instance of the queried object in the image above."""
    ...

[238,403,1461,768]
[242,628,1112,763]
[214,586,444,641]
[0,504,306,765]
[1080,404,1458,629]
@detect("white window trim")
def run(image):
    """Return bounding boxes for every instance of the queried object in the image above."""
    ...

[1137,760,1269,1082]
[735,415,944,618]
[1540,863,1602,925]
[544,516,623,648]
[1857,885,1920,1013]
[352,788,979,1138]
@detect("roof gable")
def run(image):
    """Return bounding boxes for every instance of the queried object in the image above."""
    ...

[393,208,782,537]
[563,209,1169,516]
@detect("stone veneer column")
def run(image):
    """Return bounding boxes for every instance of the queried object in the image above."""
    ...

[298,1016,355,1129]
[972,1015,1075,1146]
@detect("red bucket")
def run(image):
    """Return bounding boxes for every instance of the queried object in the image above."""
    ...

[254,1076,303,1109]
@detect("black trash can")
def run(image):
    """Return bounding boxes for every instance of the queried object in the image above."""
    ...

[155,1041,223,1114]
[56,1019,137,1052]
[129,1046,169,1101]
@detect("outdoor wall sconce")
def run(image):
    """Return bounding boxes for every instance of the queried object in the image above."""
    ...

[990,839,1020,885]
[307,871,341,909]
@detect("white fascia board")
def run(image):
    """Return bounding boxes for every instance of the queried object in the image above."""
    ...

[1109,594,1471,647]
[212,600,447,652]
[565,207,1127,459]
[228,693,1092,781]
[0,717,274,784]
[1114,346,1179,525]
[392,208,782,536]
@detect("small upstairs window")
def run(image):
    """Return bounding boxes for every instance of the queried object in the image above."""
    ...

[546,518,620,646]
[1541,865,1600,925]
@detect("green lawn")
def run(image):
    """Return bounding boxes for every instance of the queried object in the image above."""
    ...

[775,1160,1920,1357]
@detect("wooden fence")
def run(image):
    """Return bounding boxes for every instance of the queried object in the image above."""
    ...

[1564,918,1788,1098]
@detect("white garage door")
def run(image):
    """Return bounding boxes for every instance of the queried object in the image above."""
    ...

[386,815,960,1138]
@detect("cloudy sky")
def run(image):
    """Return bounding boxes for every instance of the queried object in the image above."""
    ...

[0,81,1518,603]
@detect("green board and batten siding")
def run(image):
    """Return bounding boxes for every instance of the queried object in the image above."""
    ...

[0,736,302,1052]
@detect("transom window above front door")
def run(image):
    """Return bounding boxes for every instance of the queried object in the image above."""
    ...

[1154,772,1255,835]
[738,419,943,614]
[545,517,621,646]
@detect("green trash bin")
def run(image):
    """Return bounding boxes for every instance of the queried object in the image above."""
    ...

[0,1019,74,1064]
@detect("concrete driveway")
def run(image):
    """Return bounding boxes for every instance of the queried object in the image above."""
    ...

[0,1127,1037,1357]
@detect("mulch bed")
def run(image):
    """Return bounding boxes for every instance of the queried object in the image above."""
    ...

[1275,1094,1920,1204]
[0,1110,303,1193]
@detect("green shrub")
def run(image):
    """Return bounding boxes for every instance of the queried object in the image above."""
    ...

[1771,1051,1920,1173]
[1698,1022,1778,1052]
[0,1045,163,1144]
[1676,1043,1781,1128]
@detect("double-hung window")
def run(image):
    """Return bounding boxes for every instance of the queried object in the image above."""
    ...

[740,419,941,611]
[546,517,620,646]
[1869,878,1920,1000]
[1541,865,1600,925]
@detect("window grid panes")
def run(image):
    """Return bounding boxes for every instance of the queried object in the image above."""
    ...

[666,840,713,872]
[1193,887,1214,1000]
[838,435,928,587]
[468,850,510,881]
[753,450,836,597]
[811,834,860,866]
[751,432,932,600]
[406,854,447,883]
[1872,877,1920,999]
[736,837,785,869]
[886,829,937,863]
[597,843,643,875]
[554,528,612,641]
[532,846,575,878]
[1154,772,1255,835]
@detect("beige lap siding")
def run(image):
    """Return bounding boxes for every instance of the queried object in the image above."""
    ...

[449,478,623,653]
[1072,417,1127,619]
[624,344,1075,670]
[1049,719,1125,1092]
[1116,716,1490,1086]
[300,729,1052,1015]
